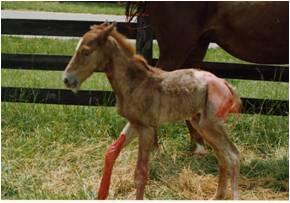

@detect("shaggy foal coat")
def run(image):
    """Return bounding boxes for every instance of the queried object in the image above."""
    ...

[63,23,241,200]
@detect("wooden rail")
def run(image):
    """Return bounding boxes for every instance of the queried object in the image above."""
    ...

[2,87,288,116]
[2,18,137,38]
[2,53,288,81]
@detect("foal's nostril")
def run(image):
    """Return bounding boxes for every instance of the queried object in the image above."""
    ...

[63,75,78,88]
[64,77,69,85]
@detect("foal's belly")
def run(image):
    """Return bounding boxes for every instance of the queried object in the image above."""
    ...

[153,70,207,125]
[157,91,206,125]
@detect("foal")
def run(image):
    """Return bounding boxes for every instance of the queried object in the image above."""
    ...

[63,23,241,200]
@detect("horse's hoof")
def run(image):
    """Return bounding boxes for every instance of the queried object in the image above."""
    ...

[193,143,208,155]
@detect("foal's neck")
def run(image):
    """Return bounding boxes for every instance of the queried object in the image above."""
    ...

[104,41,151,98]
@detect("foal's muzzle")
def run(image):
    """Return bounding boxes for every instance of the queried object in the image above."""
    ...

[63,73,79,92]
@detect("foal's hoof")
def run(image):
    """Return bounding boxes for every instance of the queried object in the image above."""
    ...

[211,194,225,200]
[210,191,228,200]
[193,143,208,155]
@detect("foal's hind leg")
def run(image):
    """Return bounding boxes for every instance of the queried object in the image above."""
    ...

[191,118,240,200]
[98,122,138,199]
[186,120,207,155]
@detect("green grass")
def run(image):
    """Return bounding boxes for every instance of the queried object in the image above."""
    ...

[1,35,289,199]
[2,103,288,199]
[2,36,78,56]
[1,1,125,15]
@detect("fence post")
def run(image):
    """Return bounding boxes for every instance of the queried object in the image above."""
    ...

[136,14,153,65]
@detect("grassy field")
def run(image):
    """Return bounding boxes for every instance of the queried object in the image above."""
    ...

[1,1,124,15]
[1,2,289,200]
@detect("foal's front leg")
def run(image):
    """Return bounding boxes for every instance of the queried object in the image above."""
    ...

[134,126,155,200]
[98,122,137,199]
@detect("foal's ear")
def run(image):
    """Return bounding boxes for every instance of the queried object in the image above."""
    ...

[100,21,110,27]
[98,23,116,44]
[90,21,111,32]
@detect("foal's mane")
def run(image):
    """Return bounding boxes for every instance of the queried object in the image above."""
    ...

[111,30,136,57]
[132,54,151,72]
[110,29,152,72]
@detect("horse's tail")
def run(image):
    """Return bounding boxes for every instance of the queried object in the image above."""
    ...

[125,2,147,23]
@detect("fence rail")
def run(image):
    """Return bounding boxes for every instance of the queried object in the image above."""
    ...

[2,18,137,38]
[2,15,289,116]
[2,53,288,81]
[2,87,115,106]
[2,87,288,116]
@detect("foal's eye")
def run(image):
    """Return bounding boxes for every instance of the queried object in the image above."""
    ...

[82,49,91,57]
[84,51,90,57]
[81,46,91,56]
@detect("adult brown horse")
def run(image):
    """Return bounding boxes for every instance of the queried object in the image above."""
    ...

[126,1,289,153]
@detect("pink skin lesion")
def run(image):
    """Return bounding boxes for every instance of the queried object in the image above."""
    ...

[98,133,126,200]
[206,76,237,121]
[215,95,234,120]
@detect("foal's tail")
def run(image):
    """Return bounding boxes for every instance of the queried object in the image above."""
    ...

[224,82,242,114]
[210,79,242,120]
[199,71,242,120]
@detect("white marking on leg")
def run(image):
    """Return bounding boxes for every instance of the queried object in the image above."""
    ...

[194,143,208,155]
[121,122,138,146]
[121,122,131,134]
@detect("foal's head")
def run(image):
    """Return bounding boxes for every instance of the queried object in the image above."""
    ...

[63,23,116,92]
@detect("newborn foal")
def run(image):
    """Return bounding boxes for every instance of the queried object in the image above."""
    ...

[63,23,241,200]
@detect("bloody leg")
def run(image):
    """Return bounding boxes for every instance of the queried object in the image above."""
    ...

[98,123,137,199]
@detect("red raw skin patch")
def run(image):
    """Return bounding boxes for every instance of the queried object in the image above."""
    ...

[202,71,237,121]
[215,81,241,120]
[98,133,126,200]
[213,83,234,119]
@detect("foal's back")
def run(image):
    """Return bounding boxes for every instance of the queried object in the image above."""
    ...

[144,68,240,125]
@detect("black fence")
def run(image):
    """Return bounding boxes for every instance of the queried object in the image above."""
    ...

[1,13,289,116]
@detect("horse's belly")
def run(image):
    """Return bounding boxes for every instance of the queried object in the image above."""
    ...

[217,38,288,64]
[214,2,288,64]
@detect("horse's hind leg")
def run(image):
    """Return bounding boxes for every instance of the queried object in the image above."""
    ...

[157,41,209,155]
[191,118,240,200]
[98,122,138,199]
[186,120,207,155]
[183,41,210,155]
